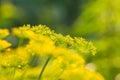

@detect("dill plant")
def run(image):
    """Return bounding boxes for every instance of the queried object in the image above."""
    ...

[0,25,104,80]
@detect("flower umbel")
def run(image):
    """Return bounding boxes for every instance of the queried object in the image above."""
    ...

[0,25,103,80]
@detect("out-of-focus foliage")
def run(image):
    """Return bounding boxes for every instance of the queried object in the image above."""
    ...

[0,25,104,80]
[0,1,23,28]
[0,0,86,33]
[72,0,120,36]
[72,0,120,80]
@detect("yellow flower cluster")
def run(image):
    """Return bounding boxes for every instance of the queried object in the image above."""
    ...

[0,25,103,80]
[0,29,9,38]
[0,29,11,52]
[0,39,11,51]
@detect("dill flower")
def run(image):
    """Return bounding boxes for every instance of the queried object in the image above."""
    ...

[0,29,9,38]
[0,25,104,80]
[0,47,30,68]
[0,39,11,51]
[59,67,104,80]
[26,35,55,57]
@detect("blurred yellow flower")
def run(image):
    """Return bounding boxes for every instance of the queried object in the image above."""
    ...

[0,39,11,51]
[0,29,9,38]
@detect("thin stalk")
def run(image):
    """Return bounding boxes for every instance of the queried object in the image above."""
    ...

[37,56,51,80]
[11,67,16,80]
[19,69,27,80]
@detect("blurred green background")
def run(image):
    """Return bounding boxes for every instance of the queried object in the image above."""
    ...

[0,0,120,80]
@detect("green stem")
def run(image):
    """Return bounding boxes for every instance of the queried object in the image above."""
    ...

[11,67,16,80]
[37,56,51,80]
